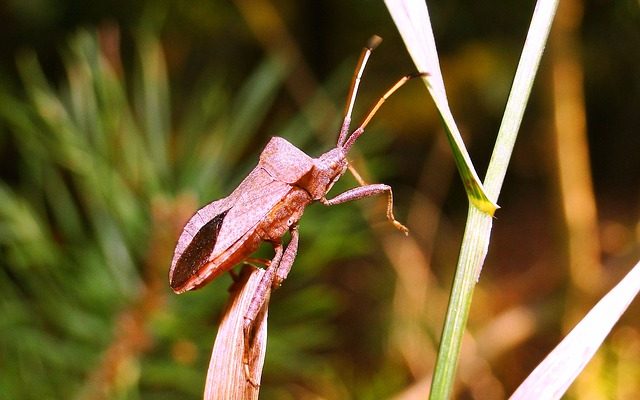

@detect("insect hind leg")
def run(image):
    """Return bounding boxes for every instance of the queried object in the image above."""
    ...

[274,225,299,286]
[243,242,282,352]
[242,226,300,385]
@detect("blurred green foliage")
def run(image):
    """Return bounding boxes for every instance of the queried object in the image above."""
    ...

[0,23,397,399]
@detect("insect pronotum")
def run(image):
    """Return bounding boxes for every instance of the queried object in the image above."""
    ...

[169,35,426,381]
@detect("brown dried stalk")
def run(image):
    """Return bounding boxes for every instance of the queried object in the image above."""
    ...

[204,265,269,400]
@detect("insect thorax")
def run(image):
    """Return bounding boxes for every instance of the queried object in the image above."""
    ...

[298,147,347,200]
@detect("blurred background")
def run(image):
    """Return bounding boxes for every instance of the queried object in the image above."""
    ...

[0,0,639,399]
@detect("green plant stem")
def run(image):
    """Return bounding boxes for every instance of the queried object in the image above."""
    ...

[429,0,559,398]
[429,206,491,399]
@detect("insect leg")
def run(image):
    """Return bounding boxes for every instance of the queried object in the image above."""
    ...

[274,225,299,286]
[229,258,271,284]
[347,164,368,186]
[243,257,272,268]
[242,242,283,385]
[241,228,299,385]
[243,243,282,343]
[321,184,409,235]
[242,225,300,352]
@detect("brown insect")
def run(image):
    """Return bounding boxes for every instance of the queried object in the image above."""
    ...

[169,35,425,371]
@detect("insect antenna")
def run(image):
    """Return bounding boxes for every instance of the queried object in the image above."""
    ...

[337,35,382,147]
[342,72,428,153]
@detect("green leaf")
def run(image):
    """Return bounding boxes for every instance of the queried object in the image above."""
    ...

[511,260,640,399]
[385,0,499,215]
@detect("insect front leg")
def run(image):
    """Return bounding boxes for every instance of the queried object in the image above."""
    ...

[321,184,409,235]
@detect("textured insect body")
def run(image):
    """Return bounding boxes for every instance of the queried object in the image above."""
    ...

[169,136,348,293]
[169,36,425,378]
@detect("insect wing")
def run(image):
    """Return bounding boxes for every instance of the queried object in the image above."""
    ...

[211,168,291,255]
[170,209,229,289]
[170,167,291,291]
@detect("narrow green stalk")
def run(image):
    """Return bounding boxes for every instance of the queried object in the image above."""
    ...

[429,207,492,399]
[429,0,559,398]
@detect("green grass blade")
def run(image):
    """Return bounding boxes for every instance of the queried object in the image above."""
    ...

[385,0,498,215]
[386,0,559,398]
[511,260,640,399]
[484,1,560,199]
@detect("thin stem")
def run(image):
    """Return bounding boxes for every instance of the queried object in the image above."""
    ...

[429,207,491,399]
[205,266,268,400]
[429,0,559,398]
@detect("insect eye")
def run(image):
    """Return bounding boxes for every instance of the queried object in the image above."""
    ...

[171,210,229,289]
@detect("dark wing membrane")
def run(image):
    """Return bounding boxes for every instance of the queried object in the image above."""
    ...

[209,168,291,255]
[169,167,292,291]
[170,210,229,290]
